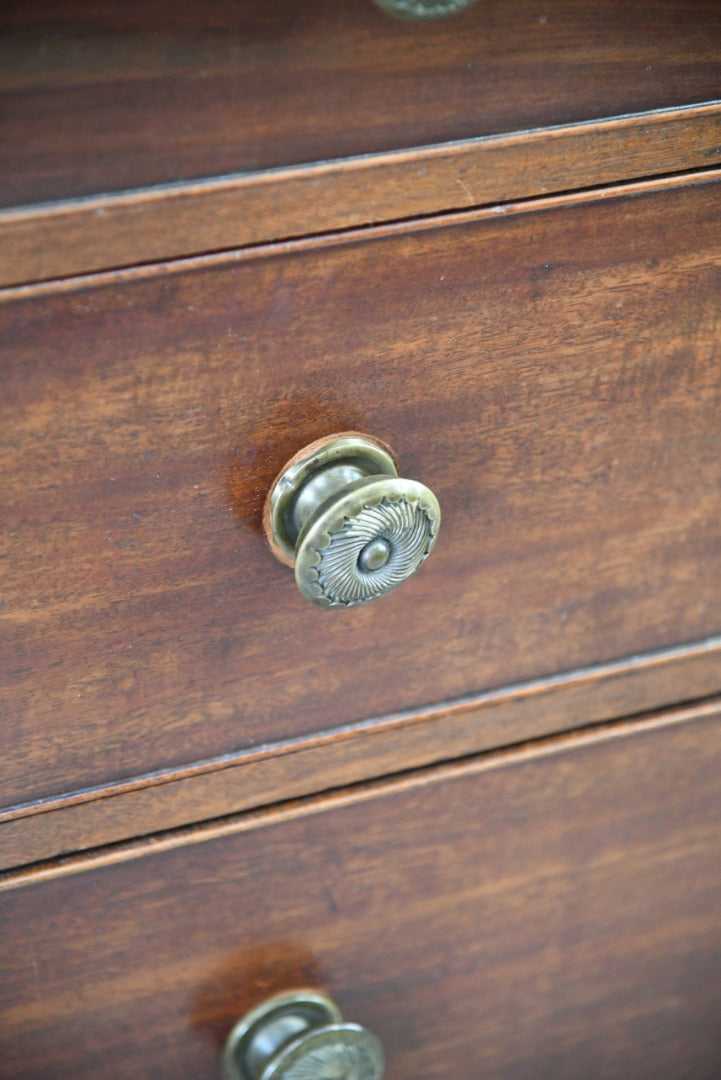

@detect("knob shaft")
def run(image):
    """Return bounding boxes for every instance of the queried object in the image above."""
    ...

[223,990,385,1080]
[264,433,440,608]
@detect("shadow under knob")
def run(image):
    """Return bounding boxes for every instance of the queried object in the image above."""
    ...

[264,433,440,608]
[223,989,385,1080]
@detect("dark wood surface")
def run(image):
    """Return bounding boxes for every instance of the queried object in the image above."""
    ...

[3,0,721,211]
[1,706,720,1078]
[2,175,721,810]
[2,639,721,871]
[4,104,721,287]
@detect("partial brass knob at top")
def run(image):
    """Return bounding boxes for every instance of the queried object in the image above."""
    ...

[264,433,440,608]
[223,989,384,1080]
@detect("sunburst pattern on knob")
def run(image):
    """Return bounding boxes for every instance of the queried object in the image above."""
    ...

[311,494,437,607]
[274,1029,384,1080]
[295,475,440,608]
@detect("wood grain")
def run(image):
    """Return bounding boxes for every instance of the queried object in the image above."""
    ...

[1,637,720,871]
[0,706,720,1077]
[2,175,721,811]
[3,0,721,211]
[3,103,721,287]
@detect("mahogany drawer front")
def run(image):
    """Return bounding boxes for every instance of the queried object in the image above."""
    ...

[3,0,720,210]
[1,705,720,1079]
[2,176,721,812]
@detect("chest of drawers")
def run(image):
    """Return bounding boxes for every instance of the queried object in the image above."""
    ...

[1,2,721,1076]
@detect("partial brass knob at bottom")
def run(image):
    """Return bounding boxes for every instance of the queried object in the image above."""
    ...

[223,989,385,1080]
[264,433,440,608]
[373,0,477,16]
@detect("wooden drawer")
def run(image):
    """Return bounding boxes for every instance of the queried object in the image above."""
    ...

[3,0,720,209]
[3,6,721,287]
[1,704,719,1078]
[3,175,721,820]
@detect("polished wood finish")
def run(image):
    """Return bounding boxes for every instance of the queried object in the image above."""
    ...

[6,167,720,307]
[3,0,721,210]
[3,103,721,287]
[2,175,721,810]
[1,706,720,1078]
[2,7,719,1074]
[1,637,720,871]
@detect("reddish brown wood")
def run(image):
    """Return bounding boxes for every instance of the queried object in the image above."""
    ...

[6,167,720,307]
[2,174,721,810]
[2,0,721,211]
[0,707,720,1078]
[2,104,721,287]
[1,639,720,871]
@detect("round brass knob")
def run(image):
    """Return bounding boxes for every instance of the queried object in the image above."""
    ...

[264,433,440,608]
[222,989,385,1080]
[373,0,477,18]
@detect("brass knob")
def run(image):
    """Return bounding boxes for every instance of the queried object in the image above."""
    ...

[222,989,385,1080]
[264,433,440,608]
[373,0,478,17]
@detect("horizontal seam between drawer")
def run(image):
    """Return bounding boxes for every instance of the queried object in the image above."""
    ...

[1,161,721,298]
[3,632,721,826]
[1,697,719,890]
